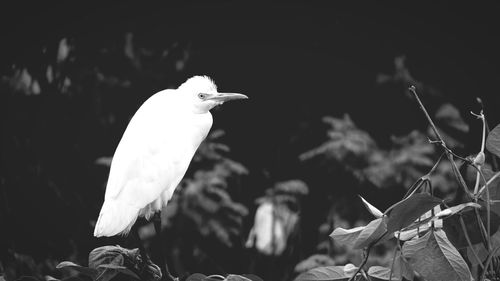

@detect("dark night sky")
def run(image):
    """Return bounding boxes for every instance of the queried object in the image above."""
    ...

[1,3,500,178]
[2,2,500,185]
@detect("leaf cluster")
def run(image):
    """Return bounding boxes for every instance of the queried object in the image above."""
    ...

[295,92,500,281]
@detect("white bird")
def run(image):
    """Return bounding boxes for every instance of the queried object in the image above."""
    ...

[94,76,247,237]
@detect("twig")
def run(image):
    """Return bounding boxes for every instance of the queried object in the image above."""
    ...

[480,168,491,251]
[409,86,442,141]
[476,97,498,171]
[384,180,430,217]
[410,86,474,200]
[471,110,486,194]
[409,86,491,250]
[389,234,401,281]
[466,161,492,251]
[480,245,500,281]
[478,171,500,196]
[458,214,485,269]
[347,233,387,281]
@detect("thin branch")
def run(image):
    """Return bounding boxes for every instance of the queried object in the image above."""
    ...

[409,85,443,141]
[478,171,500,196]
[389,234,401,281]
[471,110,486,194]
[347,232,387,281]
[387,154,444,216]
[458,214,485,269]
[385,179,431,217]
[479,245,500,281]
[479,168,491,251]
[476,98,499,170]
[409,86,474,200]
[348,247,371,281]
[410,86,490,249]
[467,161,492,251]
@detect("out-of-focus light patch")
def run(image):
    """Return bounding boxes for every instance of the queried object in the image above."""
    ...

[138,222,156,240]
[46,65,54,83]
[4,67,41,95]
[31,80,41,95]
[95,157,113,167]
[245,202,287,256]
[175,60,185,71]
[57,38,70,63]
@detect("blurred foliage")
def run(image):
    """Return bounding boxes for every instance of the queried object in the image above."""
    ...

[300,114,437,189]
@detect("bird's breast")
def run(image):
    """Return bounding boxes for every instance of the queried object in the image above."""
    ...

[154,112,212,154]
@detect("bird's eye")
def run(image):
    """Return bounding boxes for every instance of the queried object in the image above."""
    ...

[198,93,206,99]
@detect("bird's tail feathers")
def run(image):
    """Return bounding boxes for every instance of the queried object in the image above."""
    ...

[94,199,139,237]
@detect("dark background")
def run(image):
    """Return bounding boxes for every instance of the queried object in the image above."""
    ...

[2,2,500,280]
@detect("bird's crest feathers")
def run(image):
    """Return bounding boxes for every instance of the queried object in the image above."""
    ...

[178,75,217,93]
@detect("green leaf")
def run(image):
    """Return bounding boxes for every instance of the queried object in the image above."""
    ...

[402,229,473,281]
[97,264,140,280]
[397,253,414,281]
[205,275,226,281]
[56,261,98,279]
[95,270,118,281]
[435,202,481,218]
[486,124,500,159]
[293,265,357,281]
[294,255,336,274]
[367,266,401,281]
[89,246,127,269]
[88,246,161,281]
[61,277,87,281]
[367,251,414,281]
[359,195,383,218]
[15,277,39,281]
[353,217,387,249]
[329,226,365,248]
[186,273,208,281]
[466,229,500,266]
[225,275,252,281]
[367,250,413,280]
[386,193,442,234]
[479,168,500,220]
[240,275,264,281]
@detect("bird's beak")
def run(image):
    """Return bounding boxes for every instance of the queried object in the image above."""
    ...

[208,92,248,102]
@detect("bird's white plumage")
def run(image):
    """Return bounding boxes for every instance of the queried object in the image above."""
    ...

[94,76,234,237]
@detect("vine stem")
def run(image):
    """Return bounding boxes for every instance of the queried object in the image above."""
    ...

[478,171,500,195]
[347,233,387,281]
[472,110,486,194]
[480,246,500,281]
[409,86,492,259]
[409,86,442,141]
[384,153,444,218]
[409,86,474,200]
[458,214,485,269]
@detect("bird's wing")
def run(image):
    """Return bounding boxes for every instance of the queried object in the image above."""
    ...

[103,91,212,209]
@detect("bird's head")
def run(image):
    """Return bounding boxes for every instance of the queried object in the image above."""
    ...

[178,76,248,113]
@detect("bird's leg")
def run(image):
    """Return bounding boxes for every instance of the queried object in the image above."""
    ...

[153,212,176,281]
[131,223,151,264]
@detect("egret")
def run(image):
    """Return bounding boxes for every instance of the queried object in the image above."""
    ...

[94,75,247,236]
[93,76,247,278]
